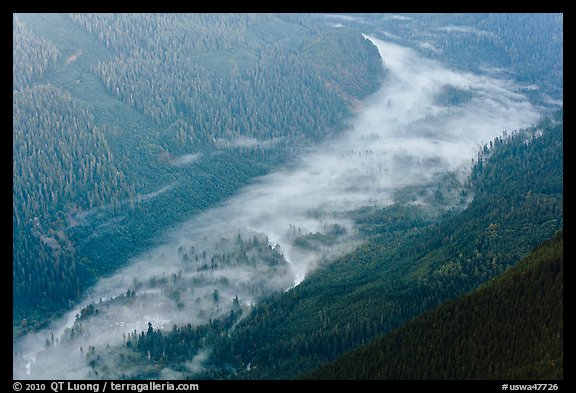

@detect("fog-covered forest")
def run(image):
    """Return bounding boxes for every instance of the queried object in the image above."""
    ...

[13,13,562,380]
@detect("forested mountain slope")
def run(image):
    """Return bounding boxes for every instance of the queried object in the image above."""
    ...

[13,13,384,331]
[307,229,563,379]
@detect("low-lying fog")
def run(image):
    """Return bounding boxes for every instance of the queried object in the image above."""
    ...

[13,36,541,379]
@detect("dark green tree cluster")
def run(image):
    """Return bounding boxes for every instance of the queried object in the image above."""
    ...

[77,309,245,379]
[13,84,134,224]
[307,230,563,379]
[69,13,256,54]
[133,311,242,368]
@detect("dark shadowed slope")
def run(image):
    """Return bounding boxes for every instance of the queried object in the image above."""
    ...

[307,229,563,380]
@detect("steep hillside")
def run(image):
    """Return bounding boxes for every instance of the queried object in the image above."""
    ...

[307,230,563,379]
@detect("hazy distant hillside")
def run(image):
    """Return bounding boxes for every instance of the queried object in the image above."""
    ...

[307,229,563,379]
[319,13,563,106]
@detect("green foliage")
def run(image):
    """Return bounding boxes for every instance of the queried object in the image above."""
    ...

[307,230,563,379]
[74,13,383,143]
[13,84,133,221]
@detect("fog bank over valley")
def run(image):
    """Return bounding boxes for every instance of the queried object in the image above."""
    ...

[13,36,541,379]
